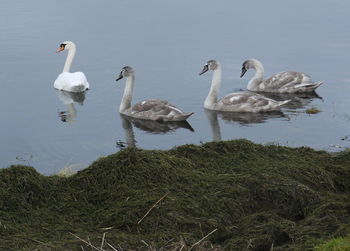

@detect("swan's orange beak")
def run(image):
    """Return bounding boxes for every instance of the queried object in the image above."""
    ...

[56,47,65,53]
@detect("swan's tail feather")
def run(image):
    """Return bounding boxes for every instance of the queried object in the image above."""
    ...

[295,81,323,92]
[309,81,323,91]
[267,99,291,111]
[182,112,194,120]
[278,99,292,107]
[170,112,194,121]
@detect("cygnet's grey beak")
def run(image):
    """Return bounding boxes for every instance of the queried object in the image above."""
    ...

[240,67,247,78]
[199,65,209,75]
[116,72,123,81]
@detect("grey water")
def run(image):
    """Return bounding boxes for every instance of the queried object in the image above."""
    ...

[1,0,350,174]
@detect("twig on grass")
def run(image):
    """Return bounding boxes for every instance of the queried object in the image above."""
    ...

[137,192,169,224]
[141,239,150,247]
[100,233,106,249]
[188,228,218,251]
[106,242,119,251]
[70,232,103,251]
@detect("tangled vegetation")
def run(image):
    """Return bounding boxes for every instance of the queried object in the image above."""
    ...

[0,139,350,250]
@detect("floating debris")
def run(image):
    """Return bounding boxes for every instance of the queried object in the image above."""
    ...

[116,140,127,150]
[305,107,321,114]
[15,153,33,162]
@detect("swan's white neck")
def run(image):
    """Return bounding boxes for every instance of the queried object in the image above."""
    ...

[204,65,222,109]
[205,110,221,142]
[63,46,76,73]
[119,75,134,113]
[247,59,264,91]
[65,103,77,122]
[120,115,136,148]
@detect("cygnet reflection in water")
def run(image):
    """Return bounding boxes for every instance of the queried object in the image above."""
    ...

[205,109,287,142]
[260,92,323,110]
[121,114,194,134]
[56,90,86,123]
[205,108,287,126]
[118,114,195,148]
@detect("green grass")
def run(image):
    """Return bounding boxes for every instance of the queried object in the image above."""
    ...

[0,139,350,250]
[315,235,350,251]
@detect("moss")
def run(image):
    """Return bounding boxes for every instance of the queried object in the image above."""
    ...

[0,140,350,250]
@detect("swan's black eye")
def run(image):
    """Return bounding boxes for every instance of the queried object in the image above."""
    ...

[60,43,66,48]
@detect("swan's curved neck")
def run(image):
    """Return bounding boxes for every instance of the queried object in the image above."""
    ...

[119,75,134,113]
[205,65,222,109]
[247,60,264,91]
[63,47,76,73]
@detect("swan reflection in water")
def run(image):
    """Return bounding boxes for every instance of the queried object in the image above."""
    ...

[205,109,288,141]
[205,108,287,126]
[261,91,323,110]
[118,114,194,148]
[56,90,86,123]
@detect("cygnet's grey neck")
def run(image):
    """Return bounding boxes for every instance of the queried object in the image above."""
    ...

[119,75,135,113]
[63,47,76,73]
[247,59,264,91]
[204,64,222,109]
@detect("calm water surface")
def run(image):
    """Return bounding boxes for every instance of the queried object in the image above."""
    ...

[1,0,350,174]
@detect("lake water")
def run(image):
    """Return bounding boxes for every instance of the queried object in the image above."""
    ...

[1,0,350,174]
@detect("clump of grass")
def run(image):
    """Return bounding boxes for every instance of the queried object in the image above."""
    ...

[315,234,350,251]
[0,139,350,250]
[305,107,321,114]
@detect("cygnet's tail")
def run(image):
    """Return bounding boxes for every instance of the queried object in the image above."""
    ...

[306,81,323,92]
[269,99,292,111]
[277,99,292,107]
[296,81,323,92]
[181,112,194,121]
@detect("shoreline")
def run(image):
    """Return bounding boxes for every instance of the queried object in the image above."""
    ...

[1,139,349,250]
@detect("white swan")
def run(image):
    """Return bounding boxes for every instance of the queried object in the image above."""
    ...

[115,66,193,121]
[199,60,290,112]
[54,41,89,92]
[240,58,322,93]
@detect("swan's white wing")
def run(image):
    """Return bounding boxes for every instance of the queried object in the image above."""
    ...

[54,72,89,92]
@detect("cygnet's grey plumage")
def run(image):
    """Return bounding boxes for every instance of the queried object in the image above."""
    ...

[212,91,289,112]
[115,66,193,122]
[240,58,323,93]
[200,60,290,112]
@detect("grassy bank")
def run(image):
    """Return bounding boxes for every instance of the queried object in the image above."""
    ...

[1,139,350,250]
